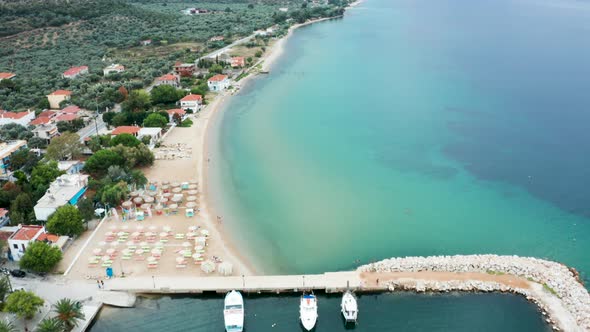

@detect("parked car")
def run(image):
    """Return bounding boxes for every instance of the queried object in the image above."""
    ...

[10,269,25,278]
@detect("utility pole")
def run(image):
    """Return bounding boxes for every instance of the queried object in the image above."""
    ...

[94,98,100,137]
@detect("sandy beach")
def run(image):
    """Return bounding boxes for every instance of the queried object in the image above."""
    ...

[61,15,353,282]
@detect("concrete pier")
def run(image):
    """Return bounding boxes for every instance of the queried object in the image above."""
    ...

[105,272,362,294]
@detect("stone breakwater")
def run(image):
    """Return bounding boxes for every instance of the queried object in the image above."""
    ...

[358,255,590,332]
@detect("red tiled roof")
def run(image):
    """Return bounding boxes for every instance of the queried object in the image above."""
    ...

[112,126,140,135]
[231,57,245,67]
[37,233,59,243]
[63,66,88,76]
[38,110,56,118]
[29,117,52,126]
[61,105,81,114]
[157,74,178,81]
[166,109,186,115]
[55,114,78,122]
[50,90,72,96]
[0,208,7,218]
[0,110,31,119]
[0,72,15,80]
[10,225,43,241]
[208,74,228,82]
[180,94,202,102]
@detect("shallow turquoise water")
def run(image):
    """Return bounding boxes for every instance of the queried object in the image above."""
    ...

[90,293,550,331]
[212,0,590,277]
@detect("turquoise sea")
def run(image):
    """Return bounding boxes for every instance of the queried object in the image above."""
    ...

[92,0,590,329]
[212,0,590,277]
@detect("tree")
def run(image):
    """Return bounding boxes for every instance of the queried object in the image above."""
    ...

[102,112,116,126]
[150,85,183,105]
[110,133,140,148]
[0,276,11,306]
[4,290,44,319]
[111,113,129,127]
[46,132,82,161]
[46,205,84,237]
[100,181,129,206]
[209,64,223,74]
[53,298,84,330]
[247,3,254,9]
[30,161,63,199]
[130,144,155,167]
[128,169,148,187]
[255,50,263,58]
[77,197,95,223]
[19,241,62,273]
[0,320,16,332]
[36,317,63,332]
[121,90,151,112]
[84,149,126,177]
[9,193,34,225]
[143,113,168,128]
[27,136,47,149]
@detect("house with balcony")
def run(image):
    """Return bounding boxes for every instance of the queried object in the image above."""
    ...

[207,74,229,92]
[173,63,195,77]
[7,225,66,261]
[32,123,59,143]
[179,94,202,112]
[155,74,180,88]
[111,126,141,137]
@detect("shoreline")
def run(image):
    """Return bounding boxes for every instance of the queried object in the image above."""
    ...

[99,255,589,331]
[201,15,347,276]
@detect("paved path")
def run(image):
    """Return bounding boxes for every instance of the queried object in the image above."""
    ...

[105,272,362,294]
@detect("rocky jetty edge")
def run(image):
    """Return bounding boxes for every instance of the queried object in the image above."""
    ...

[358,255,589,332]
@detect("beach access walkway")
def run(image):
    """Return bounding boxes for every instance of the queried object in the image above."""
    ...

[105,272,362,294]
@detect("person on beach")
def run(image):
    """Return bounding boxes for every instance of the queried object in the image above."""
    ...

[97,280,101,289]
[101,280,105,288]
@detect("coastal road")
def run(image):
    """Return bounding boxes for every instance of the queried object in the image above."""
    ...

[197,34,257,62]
[77,114,106,142]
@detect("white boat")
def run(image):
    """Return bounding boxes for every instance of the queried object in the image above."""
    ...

[341,291,358,323]
[224,290,244,332]
[300,293,318,331]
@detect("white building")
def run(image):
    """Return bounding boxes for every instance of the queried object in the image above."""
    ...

[57,160,85,174]
[103,64,125,76]
[34,173,89,221]
[0,110,35,126]
[207,74,230,92]
[8,225,44,261]
[138,127,162,148]
[0,140,27,179]
[179,94,202,111]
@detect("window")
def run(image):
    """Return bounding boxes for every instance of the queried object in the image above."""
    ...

[13,244,18,249]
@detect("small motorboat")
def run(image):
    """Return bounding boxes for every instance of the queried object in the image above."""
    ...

[300,293,318,331]
[224,290,244,332]
[341,291,358,324]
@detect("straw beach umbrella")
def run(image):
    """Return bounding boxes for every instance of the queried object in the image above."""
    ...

[162,193,172,198]
[201,260,216,273]
[187,190,198,195]
[218,262,233,276]
[129,191,140,197]
[133,197,143,204]
[186,202,197,208]
[159,232,168,238]
[172,187,182,194]
[188,184,198,190]
[92,248,102,255]
[186,196,197,202]
[144,196,155,203]
[171,182,180,188]
[162,181,170,185]
[200,229,209,237]
[176,257,186,264]
[122,201,133,209]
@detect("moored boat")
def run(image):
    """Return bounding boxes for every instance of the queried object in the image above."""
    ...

[300,293,318,331]
[224,290,244,332]
[341,291,358,324]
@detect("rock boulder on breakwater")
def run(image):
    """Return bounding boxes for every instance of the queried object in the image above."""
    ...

[357,255,590,332]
